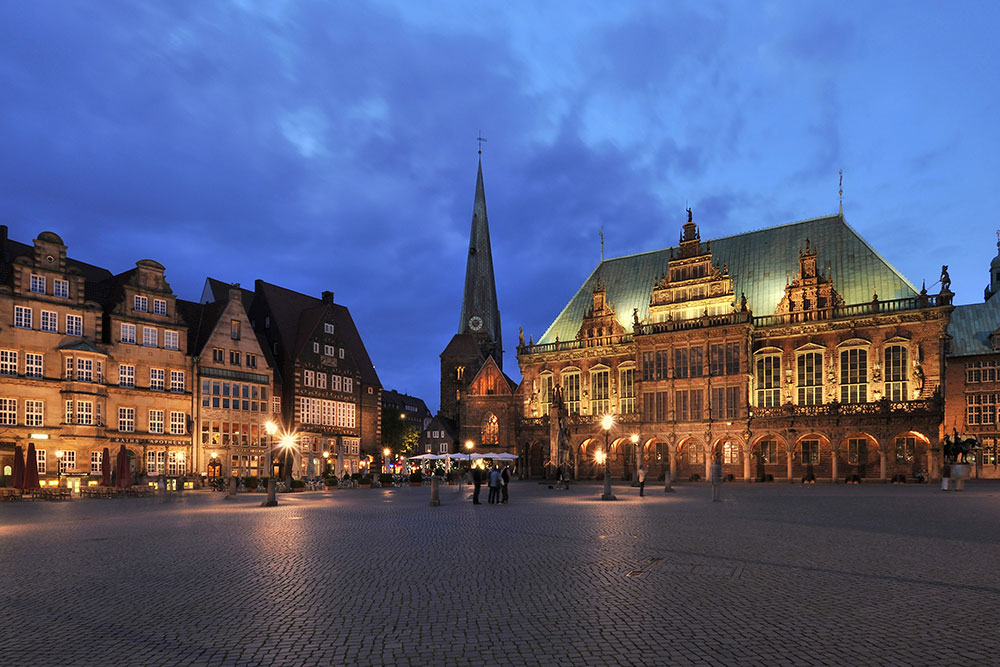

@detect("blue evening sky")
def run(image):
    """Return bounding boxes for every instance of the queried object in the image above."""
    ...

[1,1,997,412]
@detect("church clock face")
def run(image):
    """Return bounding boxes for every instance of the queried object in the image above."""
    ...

[468,316,483,332]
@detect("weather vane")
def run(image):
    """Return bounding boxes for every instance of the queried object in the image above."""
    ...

[477,133,487,155]
[839,169,844,214]
[600,226,605,261]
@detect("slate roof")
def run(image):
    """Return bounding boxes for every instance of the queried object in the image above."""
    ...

[948,297,1000,357]
[539,214,919,344]
[255,280,381,388]
[382,389,431,419]
[440,333,484,359]
[201,277,254,312]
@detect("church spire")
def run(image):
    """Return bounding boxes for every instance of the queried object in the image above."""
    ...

[459,155,503,369]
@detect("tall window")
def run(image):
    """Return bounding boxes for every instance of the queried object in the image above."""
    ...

[710,344,725,376]
[801,439,820,464]
[25,400,43,427]
[562,372,581,415]
[755,355,781,406]
[91,451,102,474]
[231,320,241,340]
[642,352,655,381]
[540,374,553,416]
[847,437,868,465]
[133,295,147,312]
[674,348,689,379]
[722,440,739,464]
[149,368,165,390]
[689,346,703,378]
[895,436,916,462]
[590,369,610,416]
[30,274,46,294]
[76,358,93,382]
[25,353,42,378]
[884,345,908,401]
[164,330,179,350]
[170,371,185,393]
[0,350,16,376]
[121,323,136,344]
[675,390,689,421]
[758,439,777,464]
[797,353,823,405]
[36,449,46,474]
[619,367,635,414]
[170,411,185,435]
[66,314,82,336]
[119,364,135,387]
[726,342,741,375]
[54,279,69,298]
[149,410,165,434]
[76,401,93,426]
[40,310,57,332]
[840,349,868,404]
[119,407,135,432]
[153,298,167,316]
[482,414,499,444]
[143,327,157,347]
[14,306,32,329]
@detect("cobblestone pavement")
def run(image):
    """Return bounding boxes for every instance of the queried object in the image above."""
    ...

[3,479,1000,666]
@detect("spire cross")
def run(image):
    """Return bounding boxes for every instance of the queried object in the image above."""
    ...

[600,226,605,261]
[476,134,487,155]
[838,169,844,214]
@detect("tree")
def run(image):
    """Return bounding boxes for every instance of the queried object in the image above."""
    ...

[381,407,420,458]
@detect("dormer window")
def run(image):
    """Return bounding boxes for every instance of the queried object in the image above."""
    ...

[54,279,69,298]
[324,323,335,334]
[153,299,167,316]
[134,296,148,312]
[30,274,46,294]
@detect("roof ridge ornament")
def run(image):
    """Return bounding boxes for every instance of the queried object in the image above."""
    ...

[838,169,844,216]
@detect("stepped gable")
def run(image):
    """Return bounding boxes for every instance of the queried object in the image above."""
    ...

[538,214,918,344]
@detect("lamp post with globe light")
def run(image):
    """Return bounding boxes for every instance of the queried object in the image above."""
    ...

[601,415,616,500]
[262,421,279,507]
[631,432,640,481]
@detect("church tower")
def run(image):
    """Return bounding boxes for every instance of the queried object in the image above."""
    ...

[440,155,503,421]
[458,157,503,367]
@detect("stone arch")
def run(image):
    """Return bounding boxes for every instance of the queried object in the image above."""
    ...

[641,437,669,478]
[791,432,834,481]
[712,436,747,479]
[838,431,880,480]
[676,437,707,481]
[749,433,790,481]
[887,429,932,479]
[527,441,545,478]
[606,436,633,480]
[577,438,600,479]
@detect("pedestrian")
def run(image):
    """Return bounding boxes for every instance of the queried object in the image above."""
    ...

[638,466,646,497]
[710,455,723,502]
[500,465,510,503]
[488,465,501,504]
[471,465,483,504]
[556,466,565,490]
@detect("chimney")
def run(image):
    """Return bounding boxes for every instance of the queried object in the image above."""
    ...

[229,285,241,302]
[321,290,334,304]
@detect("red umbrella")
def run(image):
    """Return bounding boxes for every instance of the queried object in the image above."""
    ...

[100,447,112,486]
[115,445,132,488]
[23,442,40,490]
[12,444,25,490]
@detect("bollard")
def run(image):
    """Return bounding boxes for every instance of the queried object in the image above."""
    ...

[429,475,441,507]
[223,476,237,500]
[261,476,277,507]
[664,470,675,493]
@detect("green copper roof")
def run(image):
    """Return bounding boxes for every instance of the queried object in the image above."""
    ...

[948,298,1000,357]
[539,214,919,344]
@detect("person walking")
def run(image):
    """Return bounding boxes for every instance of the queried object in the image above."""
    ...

[710,454,723,502]
[500,465,510,503]
[637,466,646,497]
[488,466,501,504]
[471,465,483,504]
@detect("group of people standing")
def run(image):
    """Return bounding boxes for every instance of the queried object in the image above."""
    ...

[470,465,510,504]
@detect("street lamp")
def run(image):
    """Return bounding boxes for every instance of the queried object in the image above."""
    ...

[55,450,64,487]
[601,415,616,501]
[383,448,391,475]
[631,433,640,481]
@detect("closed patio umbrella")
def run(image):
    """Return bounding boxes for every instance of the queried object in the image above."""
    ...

[23,443,40,490]
[12,444,25,490]
[115,445,133,488]
[100,447,112,486]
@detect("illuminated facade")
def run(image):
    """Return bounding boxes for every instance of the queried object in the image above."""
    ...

[516,211,952,481]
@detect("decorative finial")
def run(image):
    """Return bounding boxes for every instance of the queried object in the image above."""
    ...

[838,169,844,215]
[476,132,487,156]
[600,226,604,261]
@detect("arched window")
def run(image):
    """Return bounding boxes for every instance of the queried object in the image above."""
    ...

[755,354,781,406]
[840,348,868,403]
[722,440,739,464]
[796,352,823,405]
[482,414,499,444]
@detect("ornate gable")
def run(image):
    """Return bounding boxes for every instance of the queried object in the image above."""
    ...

[576,279,625,341]
[774,239,844,318]
[648,209,736,323]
